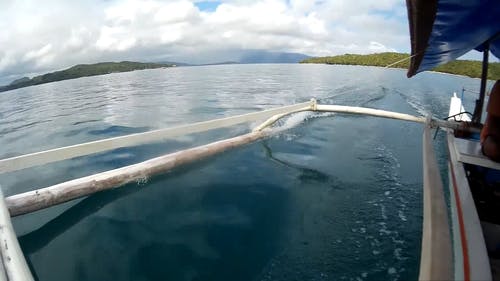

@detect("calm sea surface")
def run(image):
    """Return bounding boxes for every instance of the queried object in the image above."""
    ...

[0,64,487,280]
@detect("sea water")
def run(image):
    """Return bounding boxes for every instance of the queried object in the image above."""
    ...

[0,64,485,280]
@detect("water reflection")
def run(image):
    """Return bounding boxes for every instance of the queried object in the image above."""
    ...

[0,64,490,281]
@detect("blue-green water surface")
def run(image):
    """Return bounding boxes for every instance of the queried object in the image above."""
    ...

[0,64,487,280]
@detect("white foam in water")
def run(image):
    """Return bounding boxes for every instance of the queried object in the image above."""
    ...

[398,210,407,222]
[406,98,429,117]
[394,248,406,261]
[270,111,335,134]
[135,176,149,186]
[380,204,388,220]
[395,88,431,117]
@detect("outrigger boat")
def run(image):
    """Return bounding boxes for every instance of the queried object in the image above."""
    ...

[408,0,499,279]
[0,0,499,280]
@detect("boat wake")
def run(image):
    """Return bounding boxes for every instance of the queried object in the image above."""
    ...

[394,89,430,117]
[266,111,336,136]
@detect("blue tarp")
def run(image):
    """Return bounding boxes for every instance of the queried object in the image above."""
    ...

[408,0,500,76]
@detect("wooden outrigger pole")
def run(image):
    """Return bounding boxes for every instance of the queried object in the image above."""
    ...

[5,130,268,216]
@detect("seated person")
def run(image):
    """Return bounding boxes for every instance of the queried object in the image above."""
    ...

[481,80,500,161]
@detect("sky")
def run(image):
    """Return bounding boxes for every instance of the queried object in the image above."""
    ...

[0,0,484,84]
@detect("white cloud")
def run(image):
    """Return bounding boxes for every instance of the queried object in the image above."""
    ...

[23,44,53,62]
[0,52,15,72]
[0,0,411,82]
[369,41,396,53]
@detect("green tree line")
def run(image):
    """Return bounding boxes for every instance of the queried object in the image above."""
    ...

[301,52,499,80]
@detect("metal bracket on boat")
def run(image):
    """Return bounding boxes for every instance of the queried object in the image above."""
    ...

[427,117,481,134]
[425,115,434,128]
[310,98,318,111]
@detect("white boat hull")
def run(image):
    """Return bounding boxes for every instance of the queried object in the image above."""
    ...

[447,93,492,280]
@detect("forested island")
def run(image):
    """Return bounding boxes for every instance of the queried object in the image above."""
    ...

[0,61,173,92]
[301,52,500,80]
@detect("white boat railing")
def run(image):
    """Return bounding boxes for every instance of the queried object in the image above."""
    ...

[0,101,463,281]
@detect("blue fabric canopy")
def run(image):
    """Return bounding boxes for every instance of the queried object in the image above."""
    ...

[407,0,500,77]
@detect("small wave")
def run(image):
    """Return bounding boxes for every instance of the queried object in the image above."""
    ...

[0,119,54,135]
[398,210,407,222]
[72,119,102,126]
[360,94,386,107]
[88,125,150,136]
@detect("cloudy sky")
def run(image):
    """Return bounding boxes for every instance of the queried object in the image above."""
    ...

[0,0,481,84]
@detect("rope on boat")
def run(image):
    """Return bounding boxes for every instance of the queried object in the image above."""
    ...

[384,53,419,68]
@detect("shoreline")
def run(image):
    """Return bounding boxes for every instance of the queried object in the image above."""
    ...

[301,62,493,80]
[0,61,173,93]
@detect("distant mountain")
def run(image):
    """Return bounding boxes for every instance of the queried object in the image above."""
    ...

[9,77,30,85]
[238,50,311,64]
[157,61,193,66]
[199,61,240,66]
[162,50,311,65]
[159,50,311,65]
[0,61,173,93]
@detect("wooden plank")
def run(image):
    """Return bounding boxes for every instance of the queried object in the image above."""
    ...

[454,137,500,170]
[5,130,268,217]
